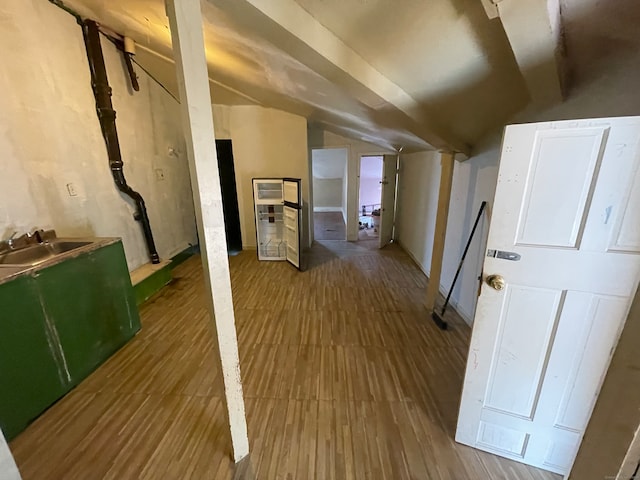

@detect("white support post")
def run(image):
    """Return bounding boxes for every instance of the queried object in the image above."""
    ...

[0,427,21,480]
[165,0,249,462]
[425,151,455,312]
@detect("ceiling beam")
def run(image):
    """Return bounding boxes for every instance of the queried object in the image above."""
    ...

[479,0,500,19]
[214,0,471,155]
[135,45,262,105]
[496,0,566,106]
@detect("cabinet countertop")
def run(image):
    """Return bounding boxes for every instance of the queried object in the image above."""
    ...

[0,237,121,286]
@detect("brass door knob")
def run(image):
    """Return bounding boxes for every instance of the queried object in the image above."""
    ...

[486,274,506,291]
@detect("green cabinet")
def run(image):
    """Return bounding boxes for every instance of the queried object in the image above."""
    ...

[0,240,140,440]
[0,275,69,440]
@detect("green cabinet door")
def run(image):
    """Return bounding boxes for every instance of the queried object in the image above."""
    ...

[0,275,69,440]
[0,240,141,440]
[36,242,140,386]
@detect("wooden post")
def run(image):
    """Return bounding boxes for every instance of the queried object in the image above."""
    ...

[165,0,249,462]
[425,151,456,312]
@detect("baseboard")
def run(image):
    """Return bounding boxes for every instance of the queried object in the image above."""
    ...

[130,245,200,306]
[170,244,199,269]
[395,240,474,326]
[313,207,342,212]
[131,260,172,306]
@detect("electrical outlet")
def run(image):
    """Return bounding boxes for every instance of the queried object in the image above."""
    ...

[155,168,165,181]
[66,183,78,197]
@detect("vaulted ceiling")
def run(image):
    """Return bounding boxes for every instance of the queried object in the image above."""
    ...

[61,0,598,153]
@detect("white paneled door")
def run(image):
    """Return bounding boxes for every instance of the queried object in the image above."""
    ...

[456,117,640,476]
[379,154,398,248]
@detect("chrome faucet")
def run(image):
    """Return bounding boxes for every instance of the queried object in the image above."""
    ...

[1,229,49,252]
[5,231,18,248]
[21,228,46,244]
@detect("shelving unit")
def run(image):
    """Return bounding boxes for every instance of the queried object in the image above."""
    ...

[254,180,284,204]
[253,178,302,267]
[254,180,287,260]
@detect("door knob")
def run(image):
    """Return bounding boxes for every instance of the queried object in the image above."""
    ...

[486,274,506,291]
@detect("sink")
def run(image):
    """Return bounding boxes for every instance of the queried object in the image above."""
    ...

[0,241,92,266]
[46,241,92,255]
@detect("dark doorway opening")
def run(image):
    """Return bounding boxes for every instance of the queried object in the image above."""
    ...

[215,139,243,254]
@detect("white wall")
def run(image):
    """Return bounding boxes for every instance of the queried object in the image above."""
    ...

[395,16,640,324]
[395,143,497,323]
[212,105,309,248]
[0,0,197,271]
[308,129,394,241]
[311,147,347,222]
[0,428,20,480]
[395,151,439,274]
[312,178,343,210]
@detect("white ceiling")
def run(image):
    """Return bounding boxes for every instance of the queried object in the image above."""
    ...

[293,0,527,145]
[560,0,640,92]
[59,0,630,154]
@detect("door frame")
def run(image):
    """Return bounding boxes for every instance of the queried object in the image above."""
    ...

[309,146,350,242]
[215,139,243,253]
[357,152,396,242]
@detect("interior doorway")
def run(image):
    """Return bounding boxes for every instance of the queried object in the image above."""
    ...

[357,155,383,241]
[311,148,348,241]
[215,139,242,254]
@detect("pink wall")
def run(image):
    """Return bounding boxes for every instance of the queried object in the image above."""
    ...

[359,156,382,211]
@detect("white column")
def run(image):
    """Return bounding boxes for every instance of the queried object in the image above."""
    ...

[0,428,21,480]
[165,0,249,462]
[425,151,455,312]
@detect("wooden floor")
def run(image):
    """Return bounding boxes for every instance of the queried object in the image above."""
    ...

[314,212,346,240]
[10,239,561,480]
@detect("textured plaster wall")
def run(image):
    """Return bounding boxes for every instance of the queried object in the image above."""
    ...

[211,105,309,248]
[0,0,197,271]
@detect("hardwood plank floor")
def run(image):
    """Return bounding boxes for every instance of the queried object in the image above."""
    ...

[313,212,346,240]
[9,239,561,479]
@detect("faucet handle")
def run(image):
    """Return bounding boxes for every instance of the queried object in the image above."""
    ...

[31,228,45,243]
[3,231,18,249]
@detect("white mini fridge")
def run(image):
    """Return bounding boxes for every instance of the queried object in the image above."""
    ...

[253,178,302,269]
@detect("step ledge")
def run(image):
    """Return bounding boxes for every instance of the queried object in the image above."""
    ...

[130,260,171,286]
